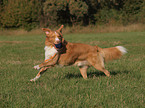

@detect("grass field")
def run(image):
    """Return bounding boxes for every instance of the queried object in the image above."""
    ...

[0,31,145,107]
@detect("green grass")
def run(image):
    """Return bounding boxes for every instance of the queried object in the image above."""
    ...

[0,32,145,108]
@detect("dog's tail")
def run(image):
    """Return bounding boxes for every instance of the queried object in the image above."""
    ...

[100,46,127,62]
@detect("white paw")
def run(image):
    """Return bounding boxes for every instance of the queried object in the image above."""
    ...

[30,79,35,82]
[34,65,40,70]
[30,76,40,82]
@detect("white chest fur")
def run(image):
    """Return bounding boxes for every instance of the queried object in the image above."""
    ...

[44,46,58,60]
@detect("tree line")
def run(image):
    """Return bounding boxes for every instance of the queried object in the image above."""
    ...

[0,0,144,31]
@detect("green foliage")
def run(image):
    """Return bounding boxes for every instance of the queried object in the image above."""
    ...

[0,0,145,30]
[69,0,88,26]
[43,0,88,26]
[95,9,120,25]
[1,0,21,28]
[43,0,67,27]
[139,2,145,24]
[121,0,145,25]
[0,0,41,31]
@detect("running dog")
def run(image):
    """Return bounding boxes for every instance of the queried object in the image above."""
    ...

[30,25,127,81]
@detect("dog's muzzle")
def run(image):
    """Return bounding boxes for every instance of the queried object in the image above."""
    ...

[54,43,62,49]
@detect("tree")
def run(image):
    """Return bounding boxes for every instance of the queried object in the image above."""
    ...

[43,0,88,26]
[1,0,41,31]
[69,0,88,26]
[43,0,67,27]
[121,0,145,24]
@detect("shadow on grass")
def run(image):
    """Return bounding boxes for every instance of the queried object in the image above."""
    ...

[65,70,129,79]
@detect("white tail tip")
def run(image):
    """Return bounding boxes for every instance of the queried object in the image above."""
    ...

[116,46,127,55]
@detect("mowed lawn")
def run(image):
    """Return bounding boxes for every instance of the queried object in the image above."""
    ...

[0,32,144,108]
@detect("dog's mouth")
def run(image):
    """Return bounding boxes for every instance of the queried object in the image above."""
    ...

[54,43,62,49]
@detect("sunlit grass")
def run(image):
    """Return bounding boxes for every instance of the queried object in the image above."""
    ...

[0,31,145,107]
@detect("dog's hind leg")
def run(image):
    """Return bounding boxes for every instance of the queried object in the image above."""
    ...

[87,53,110,77]
[30,66,52,82]
[79,66,88,79]
[92,64,110,77]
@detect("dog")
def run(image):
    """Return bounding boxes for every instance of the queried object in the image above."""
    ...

[30,25,127,81]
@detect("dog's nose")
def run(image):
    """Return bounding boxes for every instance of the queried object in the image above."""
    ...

[55,37,61,44]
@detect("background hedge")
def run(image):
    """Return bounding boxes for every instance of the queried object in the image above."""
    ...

[0,0,144,30]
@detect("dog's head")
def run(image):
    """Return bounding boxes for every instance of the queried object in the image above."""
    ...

[42,25,64,45]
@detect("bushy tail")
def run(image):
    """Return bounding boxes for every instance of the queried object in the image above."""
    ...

[101,46,127,62]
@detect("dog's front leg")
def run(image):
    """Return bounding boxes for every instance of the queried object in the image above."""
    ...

[31,54,59,81]
[30,66,52,82]
[34,54,59,70]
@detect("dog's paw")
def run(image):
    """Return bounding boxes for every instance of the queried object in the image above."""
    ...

[30,76,40,82]
[30,79,35,82]
[34,65,40,70]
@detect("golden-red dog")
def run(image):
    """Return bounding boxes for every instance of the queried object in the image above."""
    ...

[30,25,127,81]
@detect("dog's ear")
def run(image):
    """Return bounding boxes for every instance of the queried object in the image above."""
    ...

[42,28,51,35]
[57,25,64,33]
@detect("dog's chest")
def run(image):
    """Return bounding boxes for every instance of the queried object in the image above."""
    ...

[44,46,58,60]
